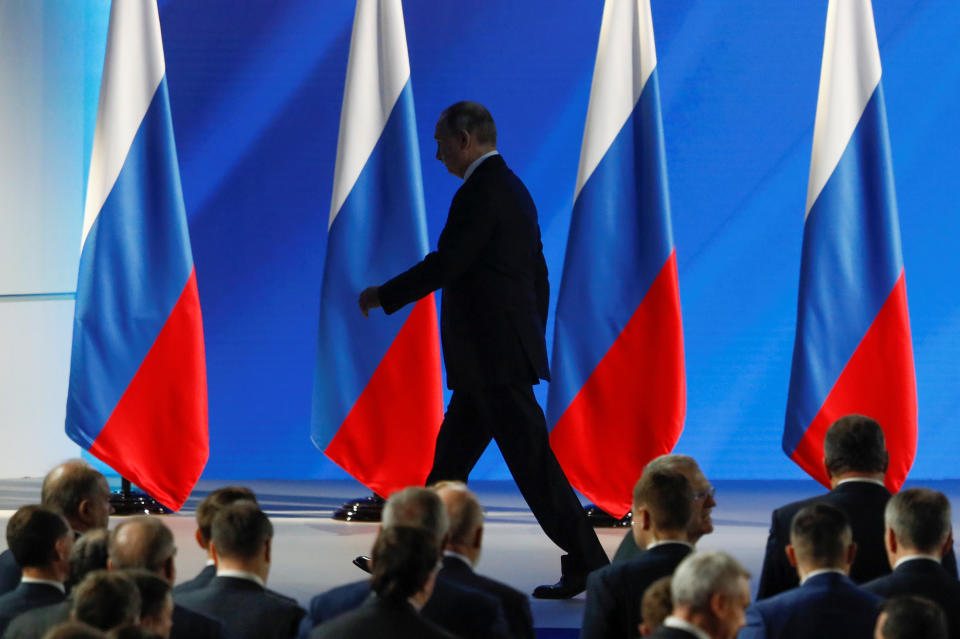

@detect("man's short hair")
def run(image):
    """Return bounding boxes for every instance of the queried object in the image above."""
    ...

[41,621,107,639]
[109,517,175,573]
[823,415,888,476]
[643,454,700,476]
[438,101,497,146]
[789,503,851,565]
[671,551,750,612]
[641,576,673,631]
[6,505,69,568]
[71,570,141,631]
[71,529,111,585]
[633,470,692,532]
[210,500,272,560]
[432,482,483,547]
[878,596,947,639]
[382,487,449,539]
[42,461,106,520]
[885,488,952,554]
[370,526,440,603]
[195,486,258,543]
[124,570,171,623]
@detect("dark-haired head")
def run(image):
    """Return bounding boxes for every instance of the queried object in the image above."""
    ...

[6,505,72,575]
[823,415,888,479]
[195,486,258,548]
[71,570,141,631]
[788,503,853,571]
[877,596,947,639]
[370,526,441,604]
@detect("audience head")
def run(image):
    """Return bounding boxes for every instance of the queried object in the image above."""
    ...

[382,487,450,541]
[71,570,141,631]
[670,551,751,639]
[823,415,888,483]
[210,500,273,581]
[126,570,173,639]
[639,576,673,636]
[70,529,112,585]
[631,470,693,547]
[108,516,177,584]
[432,481,484,564]
[106,627,159,639]
[370,525,441,608]
[434,101,497,177]
[642,454,715,541]
[787,503,855,577]
[875,595,947,639]
[42,460,113,532]
[194,486,257,550]
[41,622,108,639]
[884,487,952,562]
[6,504,73,581]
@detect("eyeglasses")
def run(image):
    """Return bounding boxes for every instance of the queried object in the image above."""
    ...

[692,486,715,501]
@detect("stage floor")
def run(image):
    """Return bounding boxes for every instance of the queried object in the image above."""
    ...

[2,478,959,635]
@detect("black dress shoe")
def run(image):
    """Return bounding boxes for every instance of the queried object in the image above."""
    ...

[532,574,587,599]
[353,555,371,573]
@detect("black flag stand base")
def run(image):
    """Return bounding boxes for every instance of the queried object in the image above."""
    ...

[332,494,385,522]
[110,478,171,515]
[584,505,632,528]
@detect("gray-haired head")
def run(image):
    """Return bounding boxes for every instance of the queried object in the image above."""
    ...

[437,101,497,146]
[823,415,888,477]
[885,488,952,554]
[644,454,700,476]
[382,487,449,540]
[70,529,111,585]
[432,481,483,548]
[671,551,750,612]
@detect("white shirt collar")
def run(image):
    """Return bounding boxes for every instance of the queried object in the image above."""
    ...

[216,569,265,588]
[205,558,216,566]
[646,539,694,551]
[463,150,499,182]
[443,550,475,570]
[894,553,941,569]
[836,477,887,487]
[800,567,846,584]
[663,616,711,639]
[20,577,66,594]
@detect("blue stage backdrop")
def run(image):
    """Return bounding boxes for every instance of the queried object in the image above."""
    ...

[90,0,958,482]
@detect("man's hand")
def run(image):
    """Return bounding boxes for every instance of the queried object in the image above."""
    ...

[358,286,382,317]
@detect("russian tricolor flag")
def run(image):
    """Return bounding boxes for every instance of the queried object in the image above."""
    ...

[785,0,916,491]
[547,0,686,518]
[311,0,442,497]
[66,1,208,511]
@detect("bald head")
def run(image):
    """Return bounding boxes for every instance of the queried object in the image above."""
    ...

[433,482,484,564]
[42,460,112,531]
[383,487,449,540]
[108,517,176,584]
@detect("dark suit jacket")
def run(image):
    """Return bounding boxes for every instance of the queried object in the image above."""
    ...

[302,577,509,639]
[647,626,700,639]
[174,575,304,639]
[0,551,20,597]
[440,555,533,639]
[581,542,692,639]
[173,564,216,594]
[170,602,227,639]
[379,154,550,390]
[611,531,643,564]
[1,599,70,639]
[863,558,960,639]
[309,595,458,639]
[756,481,958,599]
[0,582,66,636]
[739,572,880,639]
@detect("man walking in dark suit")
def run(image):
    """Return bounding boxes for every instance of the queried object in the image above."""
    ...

[739,503,881,639]
[581,468,694,639]
[358,100,608,598]
[756,415,957,599]
[863,488,960,639]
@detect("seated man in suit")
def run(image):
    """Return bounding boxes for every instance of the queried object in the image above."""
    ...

[175,486,258,594]
[108,516,225,639]
[302,486,509,639]
[582,469,695,639]
[648,551,750,639]
[739,503,881,639]
[0,506,73,635]
[433,481,534,639]
[70,570,140,632]
[863,488,960,638]
[174,501,304,639]
[639,577,672,637]
[125,571,174,639]
[0,461,113,596]
[311,526,456,639]
[612,455,716,565]
[874,596,947,639]
[757,415,956,599]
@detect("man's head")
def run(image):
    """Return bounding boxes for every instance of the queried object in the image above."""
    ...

[70,529,111,586]
[639,576,672,636]
[42,460,113,532]
[884,487,952,563]
[210,500,273,581]
[382,486,450,540]
[670,551,751,639]
[108,516,177,585]
[6,505,73,581]
[433,481,484,565]
[194,486,257,551]
[125,570,174,639]
[370,526,442,607]
[631,470,693,548]
[642,455,715,541]
[822,415,888,484]
[434,101,497,178]
[71,570,141,631]
[40,622,107,639]
[786,503,855,577]
[874,596,947,639]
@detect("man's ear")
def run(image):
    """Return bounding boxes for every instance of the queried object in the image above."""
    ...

[942,529,954,559]
[846,541,858,568]
[76,499,93,527]
[709,591,728,619]
[209,542,219,565]
[194,528,207,550]
[785,544,798,568]
[473,526,483,551]
[885,527,898,556]
[638,507,652,531]
[164,555,176,584]
[263,537,272,564]
[458,129,470,149]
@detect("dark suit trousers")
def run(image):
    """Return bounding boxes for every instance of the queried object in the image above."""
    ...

[425,383,608,576]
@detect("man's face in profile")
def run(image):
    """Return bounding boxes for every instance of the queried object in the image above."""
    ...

[434,120,466,177]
